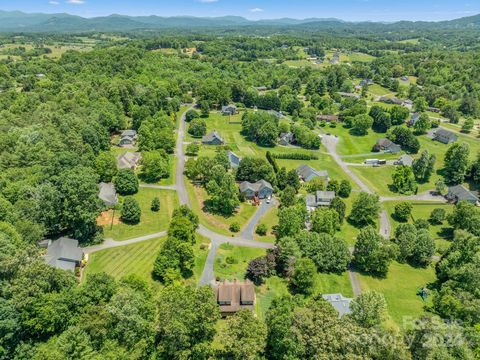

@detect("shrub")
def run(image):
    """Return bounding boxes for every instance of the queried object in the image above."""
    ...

[225,256,237,264]
[121,196,141,224]
[151,197,160,212]
[256,224,268,236]
[114,169,139,195]
[186,143,200,156]
[394,202,413,222]
[429,208,446,225]
[188,119,207,137]
[229,222,240,232]
[271,153,318,160]
[185,109,200,122]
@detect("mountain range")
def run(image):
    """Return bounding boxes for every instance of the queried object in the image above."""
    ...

[0,10,480,33]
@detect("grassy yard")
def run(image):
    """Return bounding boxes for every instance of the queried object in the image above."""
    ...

[319,125,385,156]
[189,235,211,286]
[254,205,278,242]
[358,261,436,326]
[102,188,178,240]
[84,236,165,284]
[214,243,267,281]
[368,84,395,97]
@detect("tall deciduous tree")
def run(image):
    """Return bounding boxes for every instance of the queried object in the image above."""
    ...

[444,142,470,184]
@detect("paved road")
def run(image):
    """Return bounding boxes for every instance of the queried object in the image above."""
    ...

[139,184,177,191]
[83,231,167,254]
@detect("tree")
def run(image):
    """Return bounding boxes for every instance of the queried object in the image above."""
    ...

[290,258,316,295]
[413,113,431,134]
[277,205,305,238]
[280,186,297,208]
[256,224,268,236]
[188,118,207,137]
[218,310,267,360]
[338,180,352,198]
[326,179,339,193]
[412,150,435,182]
[354,226,394,277]
[311,207,339,235]
[140,150,169,183]
[330,196,346,224]
[138,114,175,153]
[199,100,210,117]
[392,165,416,194]
[151,197,160,212]
[236,157,276,185]
[95,151,117,182]
[114,169,139,195]
[390,105,410,125]
[186,143,200,156]
[394,224,417,263]
[350,291,387,328]
[121,197,141,224]
[448,201,480,236]
[351,114,373,135]
[435,179,447,195]
[246,256,271,285]
[185,109,199,122]
[275,236,301,276]
[414,96,428,112]
[206,171,239,215]
[349,192,380,226]
[461,118,474,133]
[411,229,435,266]
[394,202,412,222]
[444,142,470,184]
[429,208,446,225]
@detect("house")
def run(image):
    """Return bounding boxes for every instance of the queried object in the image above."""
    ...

[119,129,137,147]
[433,129,458,144]
[296,164,329,183]
[306,191,336,211]
[403,99,414,109]
[268,110,283,119]
[279,132,294,146]
[446,185,479,205]
[202,130,224,145]
[374,138,402,154]
[427,106,441,113]
[216,279,256,316]
[117,151,141,170]
[322,294,352,318]
[408,113,421,126]
[98,182,118,207]
[401,76,409,81]
[255,86,268,91]
[395,154,414,167]
[379,96,404,106]
[338,92,360,100]
[239,180,274,199]
[359,79,374,87]
[44,237,84,271]
[221,105,237,116]
[316,114,339,122]
[227,151,241,168]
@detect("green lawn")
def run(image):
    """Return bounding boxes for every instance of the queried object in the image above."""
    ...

[84,236,165,283]
[189,235,211,286]
[102,188,178,240]
[214,243,267,281]
[358,261,436,326]
[368,84,395,97]
[253,205,278,242]
[319,125,386,156]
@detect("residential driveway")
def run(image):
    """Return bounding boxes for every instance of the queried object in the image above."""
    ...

[379,210,391,239]
[239,198,277,240]
[380,191,447,203]
[139,184,177,191]
[83,231,167,254]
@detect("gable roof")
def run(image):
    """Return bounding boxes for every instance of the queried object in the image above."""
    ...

[121,129,137,138]
[296,164,328,180]
[316,190,336,200]
[44,237,83,271]
[117,152,141,169]
[227,151,241,167]
[202,130,224,144]
[434,129,457,141]
[399,154,413,166]
[216,279,255,313]
[98,182,118,207]
[448,185,479,202]
[239,180,273,193]
[322,293,352,317]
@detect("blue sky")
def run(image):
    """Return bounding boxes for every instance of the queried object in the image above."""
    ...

[2,0,480,21]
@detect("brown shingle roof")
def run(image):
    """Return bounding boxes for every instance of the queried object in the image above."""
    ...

[216,279,255,314]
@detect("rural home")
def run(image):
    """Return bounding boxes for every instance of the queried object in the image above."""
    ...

[446,185,479,205]
[239,180,273,199]
[322,294,352,317]
[43,237,84,271]
[227,150,241,168]
[306,190,336,211]
[202,130,224,145]
[278,132,294,146]
[316,114,339,122]
[359,78,374,87]
[98,182,118,207]
[268,110,284,119]
[407,113,421,126]
[215,279,255,316]
[379,96,404,106]
[338,92,360,99]
[119,129,137,147]
[395,154,414,167]
[374,138,401,153]
[296,164,329,183]
[117,151,141,170]
[433,129,458,144]
[221,104,237,115]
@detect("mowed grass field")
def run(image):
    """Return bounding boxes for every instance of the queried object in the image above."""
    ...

[84,236,165,283]
[102,188,178,240]
[214,243,267,281]
[358,261,436,326]
[319,125,386,156]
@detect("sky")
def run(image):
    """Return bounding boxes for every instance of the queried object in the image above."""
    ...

[1,0,480,22]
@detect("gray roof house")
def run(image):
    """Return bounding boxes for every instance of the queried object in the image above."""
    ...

[227,151,241,168]
[221,105,237,116]
[202,130,224,145]
[279,132,294,146]
[446,185,479,205]
[338,92,360,100]
[44,237,83,271]
[322,294,352,317]
[117,151,142,170]
[408,113,421,126]
[119,129,137,147]
[98,182,118,207]
[395,154,414,167]
[306,191,336,211]
[434,129,458,144]
[374,138,402,154]
[296,164,329,183]
[239,180,273,199]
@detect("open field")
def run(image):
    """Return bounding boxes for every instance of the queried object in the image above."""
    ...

[358,261,436,326]
[214,243,267,281]
[319,125,387,156]
[102,188,178,240]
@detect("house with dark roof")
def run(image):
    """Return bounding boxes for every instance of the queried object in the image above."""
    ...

[395,154,414,167]
[44,237,83,271]
[427,106,441,113]
[227,151,241,168]
[202,130,224,145]
[433,129,458,144]
[379,96,404,106]
[407,113,421,126]
[278,132,294,146]
[373,138,401,154]
[221,105,237,116]
[296,164,329,183]
[322,294,352,317]
[446,185,479,205]
[216,279,255,316]
[306,191,336,211]
[359,79,374,87]
[239,180,273,199]
[338,92,360,99]
[98,182,118,207]
[117,152,142,170]
[119,130,137,147]
[316,114,339,122]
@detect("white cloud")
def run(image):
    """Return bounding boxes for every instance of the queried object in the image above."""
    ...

[67,0,85,4]
[249,7,264,13]
[198,0,218,3]
[49,0,60,4]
